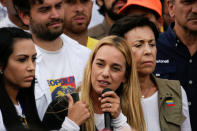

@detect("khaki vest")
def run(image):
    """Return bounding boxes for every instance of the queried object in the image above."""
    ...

[152,75,186,131]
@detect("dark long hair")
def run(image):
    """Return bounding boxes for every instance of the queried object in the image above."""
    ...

[0,27,45,130]
[0,78,44,130]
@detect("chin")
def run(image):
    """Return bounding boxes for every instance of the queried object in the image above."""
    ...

[73,27,87,33]
[140,67,154,73]
[138,70,153,77]
[20,83,32,88]
[53,27,64,33]
[92,87,103,96]
[144,70,153,75]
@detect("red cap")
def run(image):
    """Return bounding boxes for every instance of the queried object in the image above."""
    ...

[119,0,162,17]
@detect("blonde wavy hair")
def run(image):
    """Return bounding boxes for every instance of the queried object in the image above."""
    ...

[80,35,146,131]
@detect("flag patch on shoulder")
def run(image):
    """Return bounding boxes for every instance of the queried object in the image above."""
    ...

[166,99,175,107]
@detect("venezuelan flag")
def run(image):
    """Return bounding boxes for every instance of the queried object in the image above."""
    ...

[166,100,175,107]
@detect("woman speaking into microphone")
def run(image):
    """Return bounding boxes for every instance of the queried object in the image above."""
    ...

[79,35,146,131]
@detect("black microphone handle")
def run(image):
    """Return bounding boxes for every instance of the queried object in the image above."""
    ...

[104,112,112,129]
[102,88,113,130]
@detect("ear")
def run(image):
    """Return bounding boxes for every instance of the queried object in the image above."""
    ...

[18,11,30,26]
[0,0,6,7]
[96,0,104,6]
[167,0,175,18]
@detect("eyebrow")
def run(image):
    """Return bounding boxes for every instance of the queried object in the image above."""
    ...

[95,58,104,63]
[180,0,194,2]
[134,38,155,43]
[65,0,91,3]
[32,53,37,57]
[37,5,50,11]
[16,54,29,57]
[96,58,123,67]
[37,1,63,9]
[16,53,37,57]
[14,55,29,60]
[55,1,63,6]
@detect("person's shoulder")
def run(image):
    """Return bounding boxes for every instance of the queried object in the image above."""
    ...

[87,36,99,50]
[154,75,181,94]
[157,23,176,45]
[88,36,99,43]
[156,77,180,86]
[0,109,6,131]
[0,16,19,28]
[89,22,103,30]
[157,31,170,45]
[0,16,9,28]
[88,21,108,39]
[60,34,91,57]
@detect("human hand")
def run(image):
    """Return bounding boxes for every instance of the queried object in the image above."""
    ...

[66,94,90,126]
[99,91,121,119]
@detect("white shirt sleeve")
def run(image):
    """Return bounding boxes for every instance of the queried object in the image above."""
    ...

[59,117,80,131]
[0,110,6,131]
[112,112,132,131]
[181,86,192,131]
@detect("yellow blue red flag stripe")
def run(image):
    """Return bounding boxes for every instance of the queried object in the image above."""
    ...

[166,100,175,106]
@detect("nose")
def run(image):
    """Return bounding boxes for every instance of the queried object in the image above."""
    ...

[144,44,152,55]
[50,8,60,19]
[27,61,35,71]
[102,66,110,78]
[75,2,84,12]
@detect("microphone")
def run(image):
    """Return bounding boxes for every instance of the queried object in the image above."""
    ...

[102,88,113,131]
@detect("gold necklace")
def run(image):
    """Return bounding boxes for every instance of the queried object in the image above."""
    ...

[141,82,156,98]
[141,88,150,98]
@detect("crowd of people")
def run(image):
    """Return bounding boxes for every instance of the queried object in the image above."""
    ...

[0,0,196,131]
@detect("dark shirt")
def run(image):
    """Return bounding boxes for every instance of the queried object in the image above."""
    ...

[154,23,197,130]
[88,19,111,40]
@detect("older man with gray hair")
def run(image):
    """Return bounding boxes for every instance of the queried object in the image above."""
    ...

[154,0,197,130]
